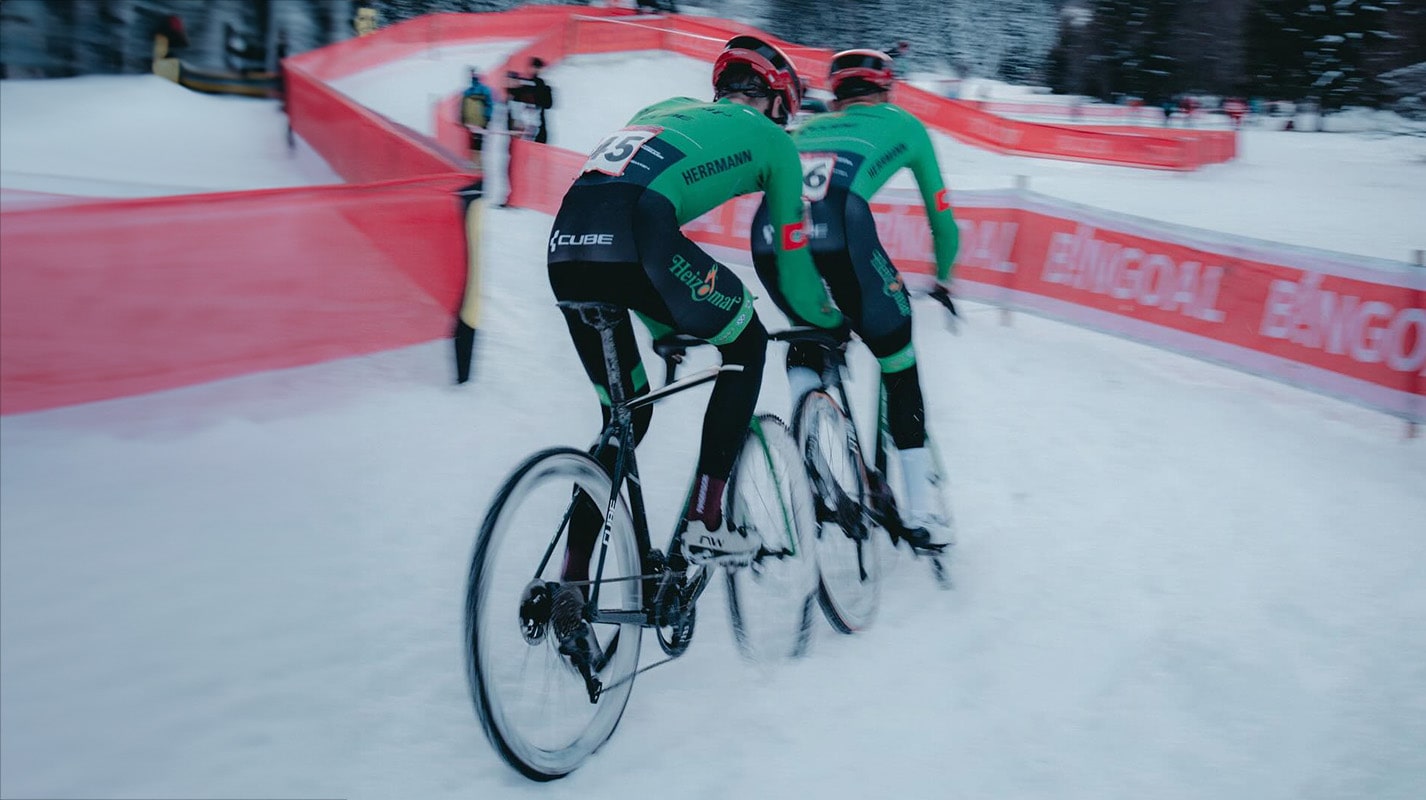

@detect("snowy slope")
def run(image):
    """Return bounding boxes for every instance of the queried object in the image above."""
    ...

[2,48,1425,800]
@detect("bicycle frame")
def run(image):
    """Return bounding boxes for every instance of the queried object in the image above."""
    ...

[776,331,900,537]
[795,333,950,586]
[548,303,740,627]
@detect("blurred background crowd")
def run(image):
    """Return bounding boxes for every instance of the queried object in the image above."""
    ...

[2,0,1423,125]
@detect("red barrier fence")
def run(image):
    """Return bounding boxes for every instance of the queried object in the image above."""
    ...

[894,85,1236,169]
[0,176,470,415]
[501,138,1422,422]
[413,11,1234,171]
[285,62,467,183]
[0,7,1318,417]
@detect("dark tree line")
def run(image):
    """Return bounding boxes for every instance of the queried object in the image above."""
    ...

[3,0,1421,117]
[1048,0,1426,115]
[0,0,1062,82]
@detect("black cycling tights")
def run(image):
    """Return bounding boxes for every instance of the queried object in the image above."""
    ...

[563,316,768,583]
[787,342,926,452]
[698,316,768,478]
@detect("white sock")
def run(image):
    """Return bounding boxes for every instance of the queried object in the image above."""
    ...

[898,447,935,517]
[786,366,821,411]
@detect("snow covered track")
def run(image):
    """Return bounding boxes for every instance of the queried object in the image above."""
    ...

[2,17,1423,796]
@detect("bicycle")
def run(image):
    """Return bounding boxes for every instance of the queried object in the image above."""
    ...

[463,301,818,781]
[777,291,957,634]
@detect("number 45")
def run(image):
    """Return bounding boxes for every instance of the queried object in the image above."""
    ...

[582,126,663,177]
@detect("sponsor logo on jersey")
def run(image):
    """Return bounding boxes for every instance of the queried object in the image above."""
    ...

[549,229,615,252]
[781,221,808,250]
[871,250,911,316]
[766,221,825,245]
[866,142,908,179]
[669,254,740,310]
[681,149,753,185]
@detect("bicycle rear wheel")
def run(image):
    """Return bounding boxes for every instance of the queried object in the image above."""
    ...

[795,391,880,634]
[725,414,819,661]
[465,447,644,781]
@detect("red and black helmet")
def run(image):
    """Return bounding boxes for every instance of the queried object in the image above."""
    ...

[829,48,895,100]
[712,35,802,126]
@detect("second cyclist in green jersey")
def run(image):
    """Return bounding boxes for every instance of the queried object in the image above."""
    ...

[752,47,960,551]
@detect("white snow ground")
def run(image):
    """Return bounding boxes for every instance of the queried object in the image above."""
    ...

[2,47,1425,800]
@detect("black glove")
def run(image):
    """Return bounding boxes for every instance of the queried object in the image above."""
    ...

[929,282,961,333]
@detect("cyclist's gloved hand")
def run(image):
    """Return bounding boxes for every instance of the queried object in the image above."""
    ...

[929,281,961,334]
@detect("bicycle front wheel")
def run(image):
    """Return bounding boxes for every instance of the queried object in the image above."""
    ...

[795,391,880,634]
[465,447,644,781]
[725,414,819,661]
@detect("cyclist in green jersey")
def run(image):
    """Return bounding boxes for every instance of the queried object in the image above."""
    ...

[751,48,960,551]
[548,36,844,568]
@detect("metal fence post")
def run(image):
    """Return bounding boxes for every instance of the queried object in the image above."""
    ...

[1409,249,1424,439]
[1001,174,1029,326]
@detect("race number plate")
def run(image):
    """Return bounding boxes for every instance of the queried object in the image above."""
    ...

[799,152,837,202]
[582,126,664,177]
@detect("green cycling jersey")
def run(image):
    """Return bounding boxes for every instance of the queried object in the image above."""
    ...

[792,102,960,281]
[598,97,842,328]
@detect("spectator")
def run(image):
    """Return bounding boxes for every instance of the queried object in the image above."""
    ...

[503,69,526,140]
[524,57,553,143]
[353,6,377,37]
[1223,96,1247,129]
[277,33,293,150]
[504,57,553,143]
[499,69,526,207]
[885,40,910,76]
[500,57,554,205]
[154,13,189,60]
[461,68,494,165]
[1178,94,1197,127]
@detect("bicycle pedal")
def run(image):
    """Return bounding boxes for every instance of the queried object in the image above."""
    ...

[889,525,949,555]
[684,545,756,569]
[908,541,949,556]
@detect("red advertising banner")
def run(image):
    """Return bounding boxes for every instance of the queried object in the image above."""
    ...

[503,138,1422,422]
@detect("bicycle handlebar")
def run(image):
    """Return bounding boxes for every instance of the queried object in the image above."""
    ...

[768,327,850,350]
[654,327,848,386]
[654,286,962,382]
